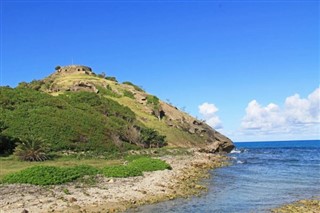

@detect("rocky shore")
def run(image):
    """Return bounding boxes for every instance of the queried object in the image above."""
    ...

[271,198,320,213]
[0,151,229,213]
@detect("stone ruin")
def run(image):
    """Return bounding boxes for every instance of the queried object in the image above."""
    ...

[55,65,94,75]
[49,65,99,93]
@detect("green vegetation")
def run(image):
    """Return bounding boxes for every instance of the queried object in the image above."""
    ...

[102,157,171,178]
[14,137,50,161]
[123,90,135,99]
[123,81,144,92]
[0,87,166,155]
[105,76,118,82]
[103,165,142,177]
[140,128,166,148]
[146,95,160,106]
[2,165,99,185]
[1,156,171,185]
[129,157,172,172]
[114,95,204,147]
[96,85,121,98]
[146,95,163,120]
[0,67,216,189]
[0,121,17,156]
[97,72,106,78]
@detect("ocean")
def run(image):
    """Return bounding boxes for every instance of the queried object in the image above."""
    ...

[134,140,320,213]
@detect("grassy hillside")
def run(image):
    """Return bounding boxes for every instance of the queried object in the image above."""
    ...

[0,86,165,155]
[1,65,233,157]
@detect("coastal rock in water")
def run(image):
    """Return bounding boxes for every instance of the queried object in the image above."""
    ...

[214,131,235,153]
[199,131,234,153]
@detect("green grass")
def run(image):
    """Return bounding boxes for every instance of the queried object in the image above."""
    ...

[0,155,121,180]
[123,90,135,99]
[114,96,205,147]
[102,165,142,177]
[129,157,172,172]
[2,165,99,185]
[102,157,171,178]
[0,156,171,185]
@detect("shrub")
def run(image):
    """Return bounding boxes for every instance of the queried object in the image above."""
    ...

[124,154,149,162]
[70,165,100,176]
[2,158,171,185]
[0,121,16,155]
[146,95,159,106]
[140,128,166,148]
[146,95,162,120]
[102,157,171,178]
[105,76,118,82]
[0,88,138,152]
[102,165,142,177]
[98,72,106,78]
[123,90,135,99]
[0,135,18,155]
[0,87,168,154]
[14,137,50,161]
[2,165,100,185]
[122,81,144,92]
[55,65,61,70]
[95,85,121,98]
[129,157,172,172]
[16,80,45,91]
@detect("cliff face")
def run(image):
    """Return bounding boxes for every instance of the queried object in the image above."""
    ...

[41,65,234,153]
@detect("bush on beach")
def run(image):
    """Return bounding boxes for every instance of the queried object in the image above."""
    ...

[1,157,171,185]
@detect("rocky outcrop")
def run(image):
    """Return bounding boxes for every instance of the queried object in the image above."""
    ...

[70,81,99,93]
[158,101,234,153]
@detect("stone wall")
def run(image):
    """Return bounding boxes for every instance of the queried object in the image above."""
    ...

[56,65,93,75]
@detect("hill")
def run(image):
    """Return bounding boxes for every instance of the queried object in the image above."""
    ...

[0,65,234,155]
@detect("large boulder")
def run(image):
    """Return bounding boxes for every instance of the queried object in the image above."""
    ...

[214,131,235,153]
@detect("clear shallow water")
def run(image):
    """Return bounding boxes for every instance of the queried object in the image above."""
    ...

[133,140,320,213]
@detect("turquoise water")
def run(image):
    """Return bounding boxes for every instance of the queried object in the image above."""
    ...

[133,140,320,213]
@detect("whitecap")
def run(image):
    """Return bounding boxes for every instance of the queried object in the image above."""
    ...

[231,149,241,154]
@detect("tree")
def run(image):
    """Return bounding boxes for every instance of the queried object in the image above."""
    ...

[140,128,166,148]
[122,125,141,145]
[14,136,51,161]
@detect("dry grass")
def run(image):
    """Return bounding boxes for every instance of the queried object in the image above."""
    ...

[115,96,204,147]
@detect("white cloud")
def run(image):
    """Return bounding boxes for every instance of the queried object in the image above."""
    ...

[198,102,222,129]
[241,87,320,139]
[285,88,320,124]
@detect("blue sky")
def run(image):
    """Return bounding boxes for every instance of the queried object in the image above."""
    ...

[1,1,319,142]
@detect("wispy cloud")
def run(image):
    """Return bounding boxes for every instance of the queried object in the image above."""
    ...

[241,87,320,138]
[198,102,222,129]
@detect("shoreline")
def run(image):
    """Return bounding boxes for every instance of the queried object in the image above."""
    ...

[271,198,320,213]
[0,150,229,213]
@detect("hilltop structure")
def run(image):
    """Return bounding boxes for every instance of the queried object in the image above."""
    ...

[48,65,99,93]
[55,65,94,75]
